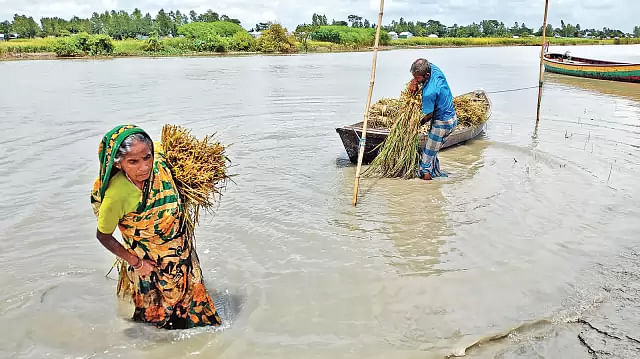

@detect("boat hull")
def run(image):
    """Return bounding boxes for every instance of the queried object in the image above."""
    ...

[336,123,486,164]
[543,54,640,83]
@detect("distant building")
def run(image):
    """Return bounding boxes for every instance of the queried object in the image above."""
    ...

[0,34,5,41]
[250,30,262,39]
[388,31,398,40]
[428,34,438,38]
[399,31,413,39]
[512,35,520,39]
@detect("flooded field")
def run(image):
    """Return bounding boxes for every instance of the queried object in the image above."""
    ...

[0,45,639,358]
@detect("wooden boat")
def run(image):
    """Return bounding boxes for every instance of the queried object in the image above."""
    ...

[336,90,490,164]
[543,53,640,83]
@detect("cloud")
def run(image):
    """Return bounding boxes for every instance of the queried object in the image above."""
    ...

[0,0,637,32]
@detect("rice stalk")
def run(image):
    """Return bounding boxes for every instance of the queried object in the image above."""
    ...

[364,85,424,179]
[452,96,489,127]
[161,124,230,238]
[367,89,489,129]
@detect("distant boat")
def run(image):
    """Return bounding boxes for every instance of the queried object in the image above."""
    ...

[336,90,490,165]
[543,53,640,83]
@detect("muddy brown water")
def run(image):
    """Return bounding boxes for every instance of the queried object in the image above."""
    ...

[1,45,639,358]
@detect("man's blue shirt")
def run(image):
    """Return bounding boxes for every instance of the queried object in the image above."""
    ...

[421,64,456,122]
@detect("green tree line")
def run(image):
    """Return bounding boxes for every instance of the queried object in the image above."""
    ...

[1,10,637,40]
[381,16,634,39]
[0,9,241,39]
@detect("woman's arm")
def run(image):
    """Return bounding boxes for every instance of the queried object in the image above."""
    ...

[96,230,156,276]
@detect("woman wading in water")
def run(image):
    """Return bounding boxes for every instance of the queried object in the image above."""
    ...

[91,124,221,329]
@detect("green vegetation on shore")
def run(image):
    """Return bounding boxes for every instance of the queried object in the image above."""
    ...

[390,36,640,47]
[310,26,390,47]
[1,10,639,59]
[0,22,389,58]
[3,34,639,59]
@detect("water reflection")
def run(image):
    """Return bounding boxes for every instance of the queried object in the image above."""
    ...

[387,140,490,276]
[333,138,489,277]
[545,72,640,101]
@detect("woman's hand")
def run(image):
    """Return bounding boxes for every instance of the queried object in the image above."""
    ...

[133,259,157,277]
[96,230,157,277]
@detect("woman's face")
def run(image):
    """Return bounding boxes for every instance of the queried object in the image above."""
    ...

[116,141,153,183]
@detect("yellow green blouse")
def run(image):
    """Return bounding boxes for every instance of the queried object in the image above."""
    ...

[97,171,141,234]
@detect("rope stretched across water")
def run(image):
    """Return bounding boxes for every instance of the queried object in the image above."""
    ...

[485,85,540,94]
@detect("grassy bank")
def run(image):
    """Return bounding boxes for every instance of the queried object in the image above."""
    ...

[390,36,640,47]
[0,38,59,54]
[3,35,640,59]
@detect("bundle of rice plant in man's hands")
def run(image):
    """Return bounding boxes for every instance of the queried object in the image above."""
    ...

[161,124,230,237]
[364,84,424,179]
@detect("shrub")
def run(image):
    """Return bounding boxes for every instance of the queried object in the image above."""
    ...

[191,35,230,52]
[74,32,92,53]
[89,34,114,55]
[143,34,165,52]
[54,37,82,57]
[230,31,256,51]
[164,37,194,52]
[311,27,341,43]
[53,33,114,57]
[257,24,297,53]
[178,22,245,39]
[310,26,390,46]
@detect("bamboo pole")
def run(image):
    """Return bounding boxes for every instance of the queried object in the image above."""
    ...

[536,0,550,123]
[352,0,385,206]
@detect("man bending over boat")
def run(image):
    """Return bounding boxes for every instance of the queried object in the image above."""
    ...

[408,58,457,180]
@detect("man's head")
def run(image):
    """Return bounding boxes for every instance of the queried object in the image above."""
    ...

[410,58,431,84]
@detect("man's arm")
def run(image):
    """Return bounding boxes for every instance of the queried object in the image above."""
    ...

[420,112,433,126]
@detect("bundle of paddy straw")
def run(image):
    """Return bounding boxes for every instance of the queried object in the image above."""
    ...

[161,124,230,239]
[364,85,424,179]
[452,96,489,127]
[368,90,489,130]
[364,84,489,179]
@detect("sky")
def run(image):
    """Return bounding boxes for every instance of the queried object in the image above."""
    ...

[1,0,638,33]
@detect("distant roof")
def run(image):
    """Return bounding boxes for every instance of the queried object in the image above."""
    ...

[399,31,413,35]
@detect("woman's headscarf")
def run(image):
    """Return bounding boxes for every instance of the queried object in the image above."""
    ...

[90,124,153,214]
